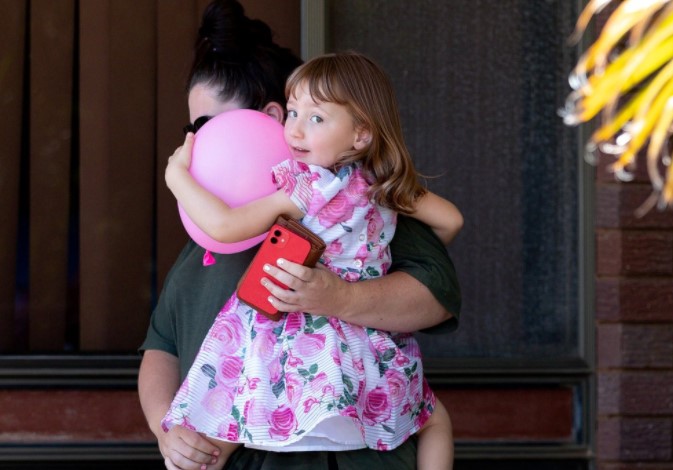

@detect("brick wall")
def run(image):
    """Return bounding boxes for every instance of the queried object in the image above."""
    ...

[595,161,673,468]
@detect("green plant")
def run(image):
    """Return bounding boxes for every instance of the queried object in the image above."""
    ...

[560,0,673,214]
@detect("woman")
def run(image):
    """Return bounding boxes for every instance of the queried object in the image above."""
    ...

[138,2,460,469]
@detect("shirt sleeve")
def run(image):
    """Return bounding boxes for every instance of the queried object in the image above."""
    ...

[389,215,461,334]
[138,244,190,357]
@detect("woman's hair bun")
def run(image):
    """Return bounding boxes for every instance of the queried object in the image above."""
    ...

[197,0,274,63]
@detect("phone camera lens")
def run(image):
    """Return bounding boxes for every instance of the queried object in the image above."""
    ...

[274,230,282,237]
[270,237,278,244]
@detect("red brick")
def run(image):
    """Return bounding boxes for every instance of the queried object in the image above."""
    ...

[598,417,673,461]
[596,183,673,230]
[598,372,673,416]
[596,279,673,322]
[598,324,673,369]
[597,231,673,276]
[0,390,153,442]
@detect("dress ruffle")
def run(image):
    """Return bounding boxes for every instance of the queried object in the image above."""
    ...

[162,305,435,450]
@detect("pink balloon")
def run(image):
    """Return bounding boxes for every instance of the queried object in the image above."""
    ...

[178,109,290,253]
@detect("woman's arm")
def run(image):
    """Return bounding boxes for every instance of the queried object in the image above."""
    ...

[138,350,222,469]
[261,216,461,332]
[411,191,463,245]
[165,133,301,242]
[263,263,451,332]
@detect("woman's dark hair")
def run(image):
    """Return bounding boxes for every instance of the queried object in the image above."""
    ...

[189,0,302,111]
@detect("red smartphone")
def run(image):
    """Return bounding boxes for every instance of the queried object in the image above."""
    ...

[237,223,312,320]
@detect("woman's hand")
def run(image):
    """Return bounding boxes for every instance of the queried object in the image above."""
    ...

[158,425,221,470]
[261,259,349,317]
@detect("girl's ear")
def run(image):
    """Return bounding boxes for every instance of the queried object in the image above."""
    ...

[261,102,285,123]
[353,127,372,150]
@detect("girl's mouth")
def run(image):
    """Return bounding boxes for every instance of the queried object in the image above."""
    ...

[290,146,309,159]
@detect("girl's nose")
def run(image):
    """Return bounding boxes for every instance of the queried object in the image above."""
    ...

[286,121,302,138]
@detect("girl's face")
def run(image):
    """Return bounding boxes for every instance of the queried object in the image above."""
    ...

[284,82,369,168]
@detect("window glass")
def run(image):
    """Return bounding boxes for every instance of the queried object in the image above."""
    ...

[327,0,582,360]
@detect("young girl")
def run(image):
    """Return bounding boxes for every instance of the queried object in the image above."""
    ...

[163,51,462,469]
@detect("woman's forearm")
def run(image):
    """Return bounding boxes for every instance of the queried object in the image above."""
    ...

[334,271,452,332]
[263,261,453,333]
[137,350,181,437]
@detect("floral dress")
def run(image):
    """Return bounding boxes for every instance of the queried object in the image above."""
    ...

[161,160,436,451]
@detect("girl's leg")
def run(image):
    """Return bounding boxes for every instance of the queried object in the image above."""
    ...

[416,400,453,470]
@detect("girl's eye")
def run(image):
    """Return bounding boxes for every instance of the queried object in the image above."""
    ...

[310,115,323,123]
[287,110,297,118]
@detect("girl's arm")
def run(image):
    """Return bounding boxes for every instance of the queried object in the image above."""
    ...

[165,133,302,243]
[411,191,463,244]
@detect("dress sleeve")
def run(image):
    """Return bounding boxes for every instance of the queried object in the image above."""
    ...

[272,159,315,215]
[389,215,461,334]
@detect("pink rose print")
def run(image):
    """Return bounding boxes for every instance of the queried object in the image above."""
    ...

[362,386,392,425]
[246,376,260,391]
[226,422,239,441]
[328,316,346,340]
[285,372,304,408]
[355,244,369,266]
[384,369,407,407]
[325,239,344,258]
[272,162,297,194]
[251,328,277,364]
[316,192,354,228]
[310,371,335,397]
[268,405,298,440]
[201,385,234,415]
[331,342,342,366]
[380,261,390,275]
[217,421,239,441]
[376,439,389,451]
[286,349,304,368]
[295,333,326,358]
[208,314,243,354]
[344,271,361,282]
[365,207,384,240]
[284,312,304,336]
[416,403,431,428]
[244,398,269,426]
[410,374,421,402]
[394,350,411,367]
[216,355,244,385]
[344,170,370,207]
[163,416,196,432]
[307,191,327,216]
[268,357,282,383]
[253,311,280,330]
[303,397,320,414]
[340,405,359,419]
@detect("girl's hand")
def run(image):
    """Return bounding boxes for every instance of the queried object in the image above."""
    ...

[260,259,349,317]
[165,133,195,187]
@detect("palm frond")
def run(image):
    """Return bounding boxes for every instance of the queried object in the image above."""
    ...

[561,0,673,213]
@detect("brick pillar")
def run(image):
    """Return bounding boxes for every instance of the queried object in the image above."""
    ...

[595,167,673,468]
